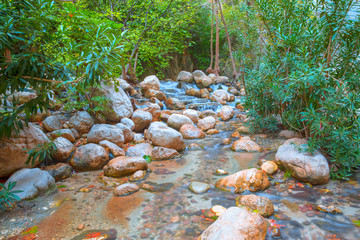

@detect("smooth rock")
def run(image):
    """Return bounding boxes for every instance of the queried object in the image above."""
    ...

[180,124,205,139]
[115,123,133,143]
[126,143,153,157]
[275,138,330,185]
[147,122,185,151]
[70,144,109,171]
[50,129,76,142]
[200,88,210,99]
[199,110,217,119]
[87,124,124,146]
[114,183,139,196]
[218,106,234,121]
[5,168,55,200]
[188,181,210,194]
[199,207,267,240]
[52,137,75,161]
[197,116,216,131]
[140,75,160,91]
[261,161,278,175]
[279,130,301,139]
[206,129,219,135]
[69,111,94,134]
[167,114,194,130]
[131,109,153,132]
[150,147,180,160]
[103,156,148,178]
[164,98,186,110]
[236,194,274,217]
[231,137,261,152]
[121,118,135,131]
[133,133,145,143]
[215,168,270,193]
[99,140,125,157]
[130,170,147,181]
[45,163,73,182]
[177,71,194,83]
[43,116,63,132]
[182,109,199,123]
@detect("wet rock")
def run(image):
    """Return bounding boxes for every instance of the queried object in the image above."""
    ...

[114,183,139,196]
[93,82,133,121]
[131,109,153,132]
[200,88,210,99]
[231,136,261,152]
[143,103,162,119]
[167,114,194,130]
[150,146,180,160]
[77,224,85,231]
[186,88,201,98]
[70,143,109,171]
[188,181,210,194]
[10,91,37,104]
[43,116,63,132]
[236,104,245,111]
[115,78,134,94]
[180,124,205,139]
[215,168,270,193]
[228,86,239,96]
[199,110,217,119]
[279,130,301,139]
[71,229,117,240]
[164,98,186,110]
[261,161,278,175]
[99,140,125,157]
[316,205,342,214]
[206,129,219,135]
[275,138,330,185]
[126,143,153,157]
[199,207,267,240]
[147,122,185,151]
[198,116,216,131]
[29,109,50,122]
[177,71,194,83]
[237,125,250,134]
[222,138,232,145]
[188,143,203,150]
[211,205,227,216]
[104,156,148,178]
[50,129,76,142]
[230,132,241,138]
[215,76,229,84]
[144,89,166,101]
[87,124,124,147]
[115,123,133,143]
[215,169,229,176]
[121,117,135,131]
[218,106,234,121]
[140,75,160,91]
[193,70,212,88]
[69,111,94,134]
[52,137,75,161]
[45,163,73,182]
[212,89,230,104]
[182,109,199,123]
[5,168,55,200]
[133,133,145,143]
[130,170,147,181]
[0,123,49,177]
[236,194,274,217]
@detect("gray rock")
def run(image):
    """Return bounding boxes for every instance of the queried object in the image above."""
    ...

[52,137,75,161]
[147,122,185,151]
[133,133,145,143]
[99,140,125,157]
[150,146,180,160]
[131,109,153,132]
[121,117,135,131]
[140,75,160,91]
[197,116,216,131]
[5,168,56,200]
[279,130,301,139]
[177,71,194,83]
[115,123,133,143]
[0,123,49,178]
[45,163,73,182]
[92,82,133,122]
[69,111,94,134]
[43,116,63,132]
[50,129,76,142]
[188,181,210,194]
[167,114,194,130]
[70,143,109,171]
[218,106,234,121]
[103,156,148,178]
[114,183,139,196]
[275,138,330,185]
[126,143,153,157]
[87,124,124,146]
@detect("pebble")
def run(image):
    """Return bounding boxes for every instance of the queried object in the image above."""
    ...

[77,224,84,230]
[188,181,210,194]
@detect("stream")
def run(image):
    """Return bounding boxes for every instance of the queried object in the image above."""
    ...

[1,81,360,240]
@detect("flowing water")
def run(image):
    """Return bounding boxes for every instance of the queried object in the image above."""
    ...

[1,81,360,240]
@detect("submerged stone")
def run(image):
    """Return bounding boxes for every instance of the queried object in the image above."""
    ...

[188,181,210,194]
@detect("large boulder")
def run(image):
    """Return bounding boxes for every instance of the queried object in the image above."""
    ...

[144,89,166,101]
[279,130,301,139]
[215,168,270,193]
[10,91,37,105]
[182,109,199,123]
[185,88,201,98]
[179,124,205,139]
[212,89,230,104]
[150,147,180,160]
[115,123,133,143]
[49,129,76,142]
[167,114,194,130]
[42,116,63,132]
[192,70,212,88]
[5,168,56,200]
[87,124,124,146]
[0,123,49,178]
[52,137,75,161]
[140,75,160,91]
[115,78,135,95]
[231,137,262,152]
[45,163,73,182]
[121,118,135,131]
[69,111,94,134]
[114,183,139,196]
[177,71,194,83]
[103,156,148,178]
[199,110,217,119]
[126,143,153,157]
[92,82,133,122]
[131,109,153,132]
[236,194,274,217]
[70,143,109,171]
[218,106,234,121]
[275,138,330,185]
[197,116,216,131]
[199,207,267,240]
[200,88,210,99]
[99,140,125,157]
[147,122,185,151]
[164,98,186,110]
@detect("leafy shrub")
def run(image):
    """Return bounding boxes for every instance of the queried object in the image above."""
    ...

[0,182,22,210]
[25,141,57,166]
[243,0,360,179]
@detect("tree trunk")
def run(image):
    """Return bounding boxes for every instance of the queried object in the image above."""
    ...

[214,2,220,76]
[207,0,215,74]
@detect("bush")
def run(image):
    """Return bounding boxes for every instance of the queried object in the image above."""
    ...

[244,0,360,179]
[0,182,22,210]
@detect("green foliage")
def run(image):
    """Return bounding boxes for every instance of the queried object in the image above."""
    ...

[143,155,152,163]
[284,170,292,180]
[0,182,22,210]
[25,141,57,166]
[242,0,360,178]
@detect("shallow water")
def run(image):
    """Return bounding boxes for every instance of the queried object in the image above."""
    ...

[1,82,360,240]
